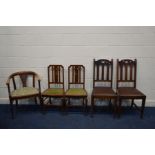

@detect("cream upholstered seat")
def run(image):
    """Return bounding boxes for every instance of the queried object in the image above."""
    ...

[11,87,39,98]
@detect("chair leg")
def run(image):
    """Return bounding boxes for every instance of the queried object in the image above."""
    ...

[109,99,112,111]
[91,96,94,117]
[10,99,14,119]
[83,97,87,114]
[68,98,70,105]
[61,97,66,113]
[130,99,134,109]
[118,98,122,118]
[140,97,146,119]
[66,97,70,113]
[113,98,117,118]
[49,97,52,104]
[15,99,18,107]
[40,96,45,114]
[85,97,88,113]
[34,97,37,104]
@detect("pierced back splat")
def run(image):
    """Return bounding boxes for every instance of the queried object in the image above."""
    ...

[19,74,28,87]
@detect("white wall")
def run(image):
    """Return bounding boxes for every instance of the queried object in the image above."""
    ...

[0,26,155,105]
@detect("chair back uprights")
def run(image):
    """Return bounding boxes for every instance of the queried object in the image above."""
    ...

[68,65,85,89]
[93,59,113,88]
[48,65,64,89]
[6,71,41,93]
[117,59,137,89]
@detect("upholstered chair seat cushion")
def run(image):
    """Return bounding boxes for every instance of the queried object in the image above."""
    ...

[66,88,87,96]
[11,87,39,97]
[42,88,64,96]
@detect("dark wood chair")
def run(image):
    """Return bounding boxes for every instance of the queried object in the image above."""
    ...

[6,71,42,119]
[65,65,88,112]
[42,65,65,110]
[116,59,146,119]
[91,59,117,116]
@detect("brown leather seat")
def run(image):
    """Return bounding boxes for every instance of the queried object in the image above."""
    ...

[117,87,145,98]
[92,87,116,98]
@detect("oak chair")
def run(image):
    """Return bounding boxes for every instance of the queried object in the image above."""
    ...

[42,65,65,110]
[116,59,146,118]
[91,59,117,116]
[6,71,42,119]
[65,65,88,112]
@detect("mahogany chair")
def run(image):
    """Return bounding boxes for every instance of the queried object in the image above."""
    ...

[42,65,65,110]
[6,71,42,119]
[91,59,117,116]
[116,59,146,119]
[65,65,88,112]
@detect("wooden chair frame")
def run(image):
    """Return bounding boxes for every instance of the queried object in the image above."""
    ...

[116,59,146,118]
[6,71,42,119]
[42,65,65,110]
[91,59,117,116]
[66,65,88,112]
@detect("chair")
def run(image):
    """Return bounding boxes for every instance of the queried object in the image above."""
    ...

[116,59,146,118]
[42,65,65,110]
[91,59,117,116]
[65,65,88,112]
[6,71,42,119]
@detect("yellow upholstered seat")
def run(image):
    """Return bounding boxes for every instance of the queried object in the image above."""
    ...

[42,88,64,96]
[66,88,87,96]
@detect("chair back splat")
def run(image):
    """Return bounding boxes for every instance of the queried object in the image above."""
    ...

[68,65,85,89]
[93,59,113,88]
[48,65,64,89]
[117,59,137,89]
